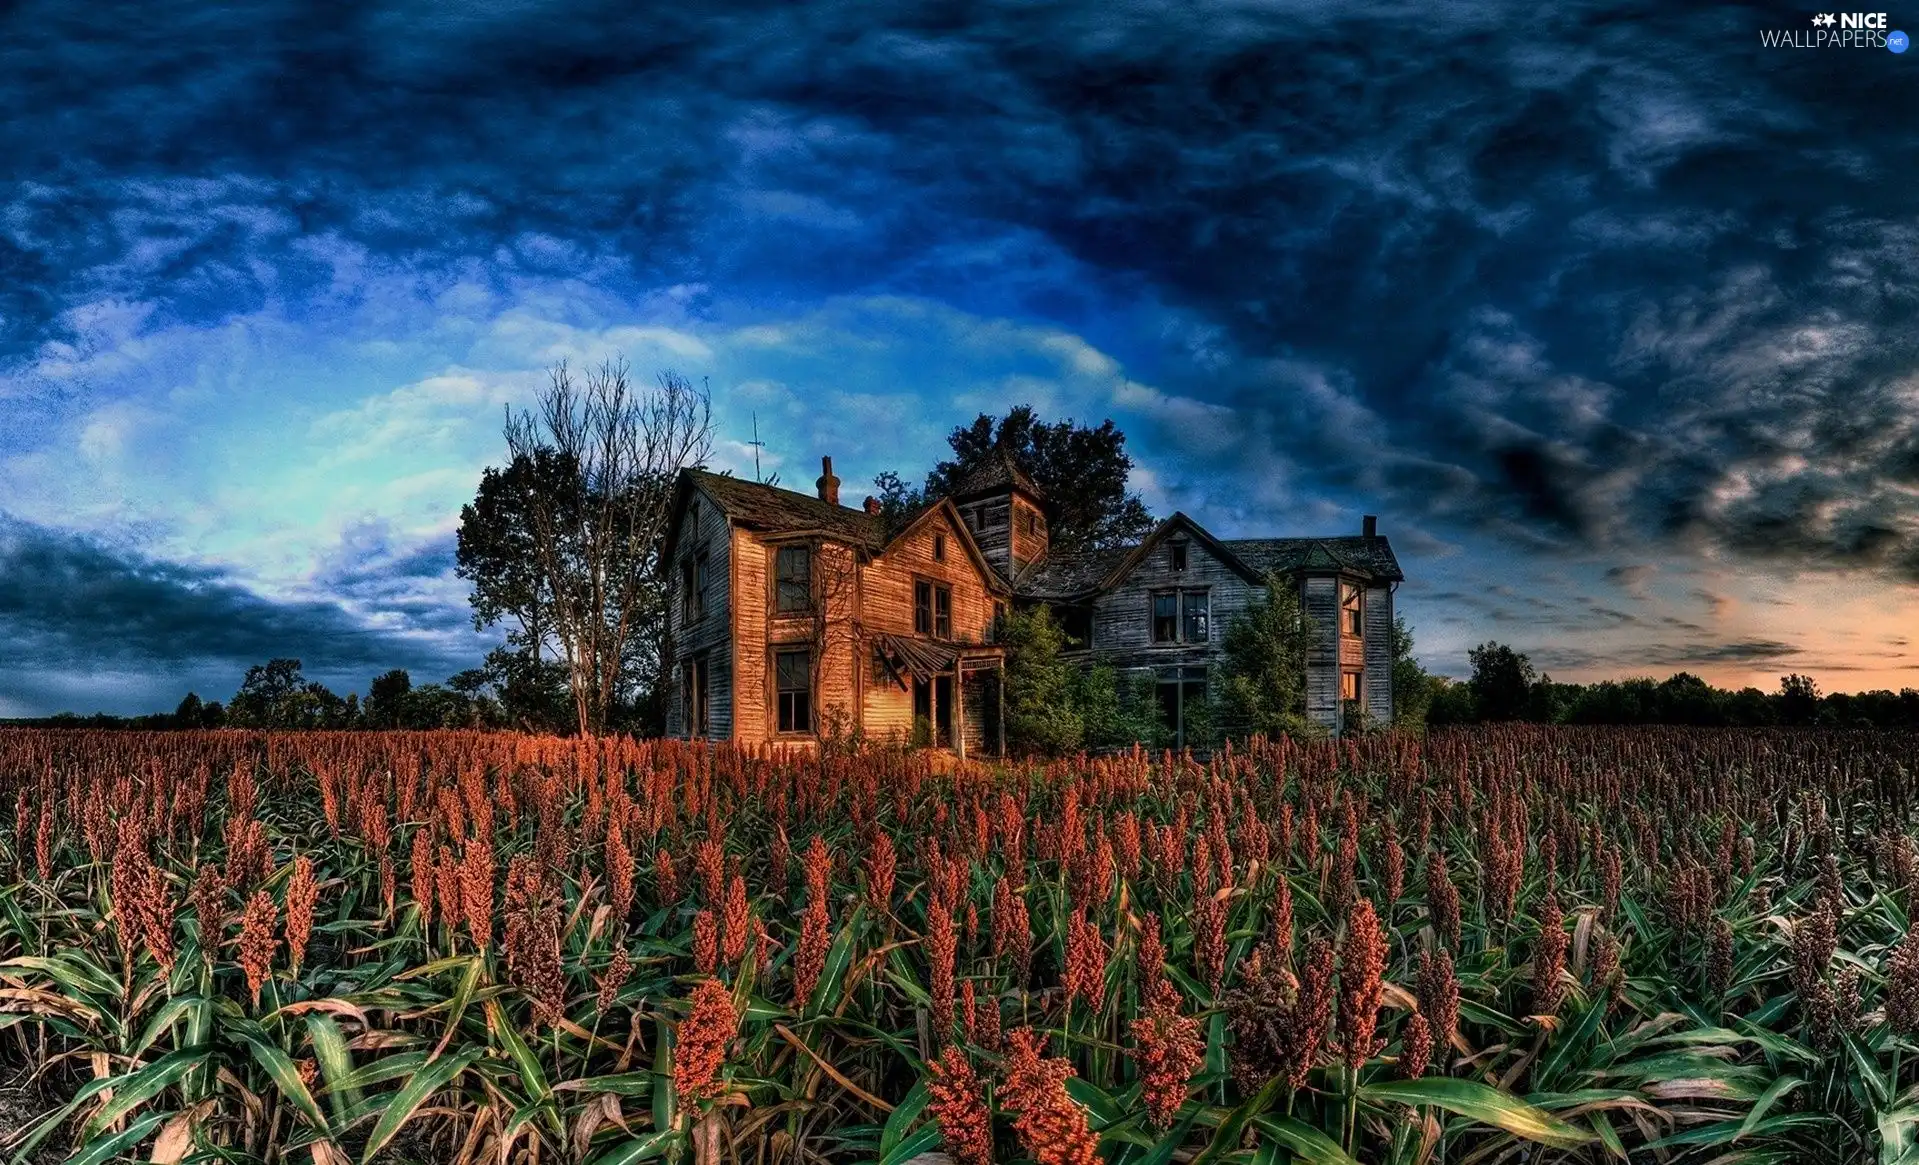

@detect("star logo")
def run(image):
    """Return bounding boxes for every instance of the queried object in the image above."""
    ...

[1812,12,1837,25]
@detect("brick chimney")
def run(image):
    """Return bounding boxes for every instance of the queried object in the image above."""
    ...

[862,496,881,514]
[816,456,841,506]
[1362,514,1378,538]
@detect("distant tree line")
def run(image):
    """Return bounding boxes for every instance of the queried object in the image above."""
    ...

[1426,641,1919,729]
[5,656,576,733]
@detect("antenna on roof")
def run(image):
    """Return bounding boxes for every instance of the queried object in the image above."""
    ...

[747,412,767,483]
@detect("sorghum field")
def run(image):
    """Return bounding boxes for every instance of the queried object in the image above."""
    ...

[0,727,1914,1164]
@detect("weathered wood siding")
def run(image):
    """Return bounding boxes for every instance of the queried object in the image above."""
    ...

[863,508,999,645]
[960,666,995,756]
[863,653,916,745]
[1072,533,1259,678]
[731,526,767,741]
[664,486,734,739]
[1009,495,1048,578]
[1302,574,1340,730]
[1364,585,1394,725]
[958,497,1013,582]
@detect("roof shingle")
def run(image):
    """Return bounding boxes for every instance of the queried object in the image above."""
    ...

[684,468,883,547]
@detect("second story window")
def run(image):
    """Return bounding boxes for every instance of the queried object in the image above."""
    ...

[915,579,951,638]
[1152,589,1209,644]
[1182,590,1209,642]
[1152,591,1178,643]
[1342,582,1363,637]
[1170,540,1188,571]
[776,544,811,612]
[681,553,706,622]
[933,533,946,562]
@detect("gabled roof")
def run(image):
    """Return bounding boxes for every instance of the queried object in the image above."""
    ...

[948,447,1043,503]
[671,468,884,560]
[665,468,1009,593]
[1222,537,1403,583]
[1014,547,1128,600]
[1011,514,1404,599]
[884,495,1012,595]
[1095,512,1266,592]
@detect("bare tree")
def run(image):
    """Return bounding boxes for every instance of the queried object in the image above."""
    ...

[503,357,712,736]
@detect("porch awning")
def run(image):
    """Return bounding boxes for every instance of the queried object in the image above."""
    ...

[872,632,958,685]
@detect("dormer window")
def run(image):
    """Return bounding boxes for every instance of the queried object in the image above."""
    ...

[1170,540,1188,572]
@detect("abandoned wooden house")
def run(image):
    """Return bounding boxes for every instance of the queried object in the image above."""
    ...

[661,451,1403,752]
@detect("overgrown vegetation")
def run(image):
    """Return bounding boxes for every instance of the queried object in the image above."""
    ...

[2,725,1915,1162]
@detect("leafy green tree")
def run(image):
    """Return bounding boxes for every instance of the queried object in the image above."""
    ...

[917,406,1156,555]
[1779,673,1822,726]
[1215,571,1315,741]
[1425,676,1477,726]
[1467,642,1537,722]
[172,692,205,730]
[1000,605,1083,756]
[1390,615,1433,729]
[1075,663,1163,752]
[869,470,926,536]
[364,668,414,729]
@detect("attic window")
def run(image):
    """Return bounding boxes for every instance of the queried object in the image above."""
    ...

[933,533,946,562]
[1170,541,1188,572]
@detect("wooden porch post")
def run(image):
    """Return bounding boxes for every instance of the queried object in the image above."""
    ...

[996,661,1006,758]
[954,658,966,762]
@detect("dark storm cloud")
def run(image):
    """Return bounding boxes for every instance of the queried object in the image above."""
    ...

[0,514,478,711]
[3,0,1917,700]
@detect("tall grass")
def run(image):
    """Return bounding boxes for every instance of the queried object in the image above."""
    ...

[0,725,1911,1163]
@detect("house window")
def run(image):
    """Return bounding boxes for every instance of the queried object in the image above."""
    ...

[1022,509,1038,536]
[916,579,952,638]
[1342,582,1363,637]
[1152,589,1209,644]
[933,533,946,562]
[1170,541,1188,572]
[1181,591,1209,643]
[1155,665,1209,751]
[1341,671,1361,703]
[776,648,812,734]
[681,653,709,738]
[992,600,1007,641]
[1058,605,1093,649]
[1151,591,1178,643]
[681,553,706,622]
[776,544,811,612]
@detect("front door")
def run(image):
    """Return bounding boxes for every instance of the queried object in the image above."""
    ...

[934,675,954,748]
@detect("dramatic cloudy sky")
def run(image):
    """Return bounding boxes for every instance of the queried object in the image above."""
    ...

[3,1,1917,715]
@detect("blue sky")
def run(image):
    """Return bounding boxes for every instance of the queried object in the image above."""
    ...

[3,1,1917,715]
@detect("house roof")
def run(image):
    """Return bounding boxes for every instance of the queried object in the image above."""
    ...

[1223,537,1404,583]
[947,447,1043,503]
[669,468,1009,593]
[1012,517,1404,600]
[1014,547,1129,599]
[679,468,884,549]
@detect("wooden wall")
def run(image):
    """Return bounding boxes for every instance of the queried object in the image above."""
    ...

[1009,494,1049,578]
[1081,533,1259,677]
[1363,584,1395,726]
[664,485,734,739]
[1302,574,1340,730]
[863,507,999,645]
[728,526,764,741]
